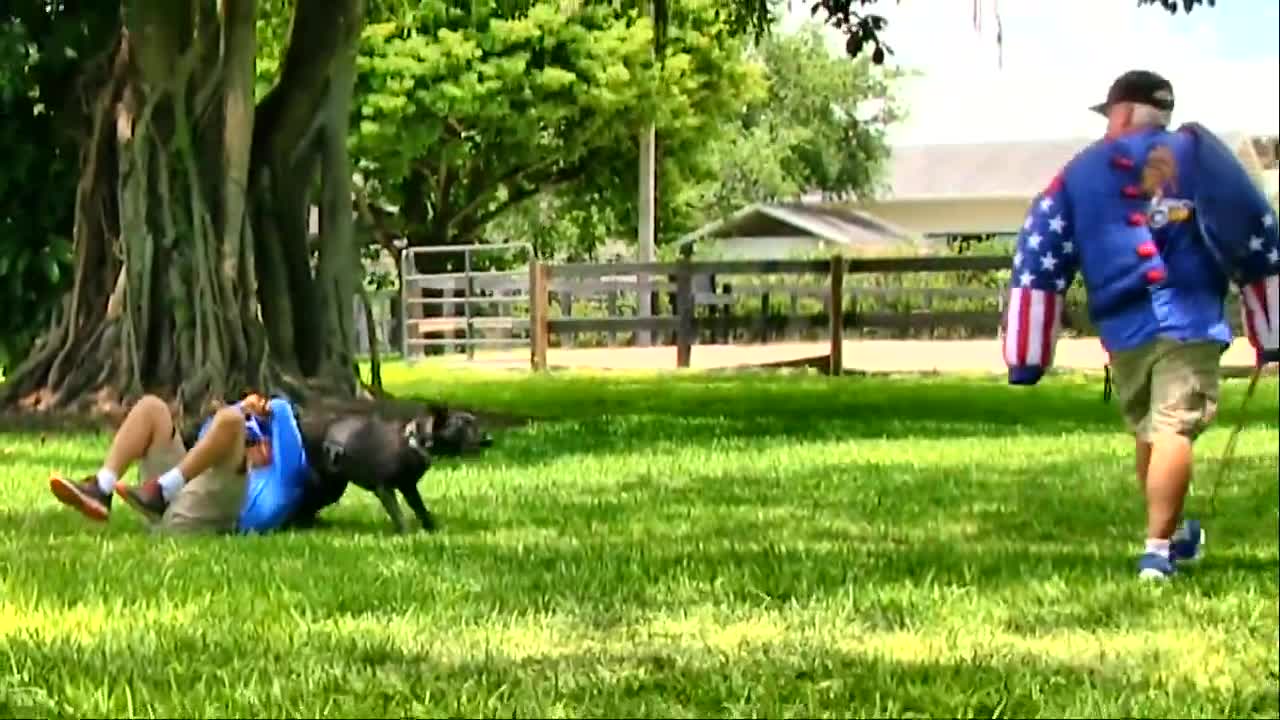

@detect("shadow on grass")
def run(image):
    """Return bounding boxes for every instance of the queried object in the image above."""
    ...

[391,369,1278,418]
[4,449,1274,636]
[388,375,1279,469]
[1,374,1273,475]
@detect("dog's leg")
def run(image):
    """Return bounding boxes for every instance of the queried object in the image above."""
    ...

[374,486,408,533]
[399,483,437,532]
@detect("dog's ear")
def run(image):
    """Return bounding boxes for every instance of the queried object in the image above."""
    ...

[430,403,449,428]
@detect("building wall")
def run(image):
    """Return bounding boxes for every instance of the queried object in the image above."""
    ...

[692,235,826,260]
[856,197,1032,236]
[690,235,927,260]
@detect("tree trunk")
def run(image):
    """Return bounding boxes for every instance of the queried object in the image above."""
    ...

[0,0,366,420]
[359,284,383,392]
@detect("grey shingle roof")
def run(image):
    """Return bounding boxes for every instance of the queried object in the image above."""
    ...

[879,132,1252,200]
[677,202,918,250]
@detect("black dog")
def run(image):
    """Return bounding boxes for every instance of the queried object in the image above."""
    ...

[288,405,492,532]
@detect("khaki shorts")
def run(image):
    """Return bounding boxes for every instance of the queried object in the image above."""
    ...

[139,426,247,535]
[1109,337,1223,442]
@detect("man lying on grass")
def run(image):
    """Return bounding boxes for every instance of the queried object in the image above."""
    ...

[49,392,309,534]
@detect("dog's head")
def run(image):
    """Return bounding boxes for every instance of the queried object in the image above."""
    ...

[429,405,493,457]
[401,414,435,457]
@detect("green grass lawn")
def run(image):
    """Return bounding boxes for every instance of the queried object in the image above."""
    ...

[2,366,1277,718]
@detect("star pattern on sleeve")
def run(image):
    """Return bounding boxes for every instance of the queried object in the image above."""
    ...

[1012,205,1077,297]
[1239,209,1280,362]
[1004,173,1078,380]
[1239,209,1280,273]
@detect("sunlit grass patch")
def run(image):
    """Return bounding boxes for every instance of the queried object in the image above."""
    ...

[1,369,1276,717]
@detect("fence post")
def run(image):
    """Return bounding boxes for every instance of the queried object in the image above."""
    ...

[463,248,475,360]
[399,248,412,363]
[721,282,733,344]
[561,289,575,348]
[607,289,618,346]
[676,255,695,368]
[529,260,549,371]
[995,282,1006,341]
[829,254,844,376]
[759,292,770,343]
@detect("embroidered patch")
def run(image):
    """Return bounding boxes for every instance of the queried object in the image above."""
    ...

[1148,198,1194,229]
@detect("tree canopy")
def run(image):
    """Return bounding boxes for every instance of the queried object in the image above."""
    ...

[348,0,755,269]
[487,19,904,262]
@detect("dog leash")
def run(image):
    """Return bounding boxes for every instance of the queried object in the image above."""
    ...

[1207,363,1265,517]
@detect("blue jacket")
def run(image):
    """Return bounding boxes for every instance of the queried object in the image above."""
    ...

[195,397,310,533]
[1003,123,1280,385]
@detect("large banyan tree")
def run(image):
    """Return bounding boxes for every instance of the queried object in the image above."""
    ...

[1,0,365,416]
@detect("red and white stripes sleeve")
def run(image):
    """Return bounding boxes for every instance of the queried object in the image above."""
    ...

[1003,172,1077,386]
[1004,287,1063,372]
[1240,275,1279,364]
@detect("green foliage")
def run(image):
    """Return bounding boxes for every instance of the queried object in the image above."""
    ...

[702,21,903,215]
[0,4,116,370]
[349,0,756,267]
[253,0,293,101]
[505,19,902,262]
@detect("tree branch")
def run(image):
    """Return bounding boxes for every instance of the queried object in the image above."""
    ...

[354,187,405,259]
[431,160,454,242]
[453,161,590,243]
[252,0,361,170]
[446,155,560,233]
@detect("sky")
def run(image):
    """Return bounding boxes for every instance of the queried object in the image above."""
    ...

[783,0,1280,146]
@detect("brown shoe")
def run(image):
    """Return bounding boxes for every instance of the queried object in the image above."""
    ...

[114,479,169,524]
[49,474,113,522]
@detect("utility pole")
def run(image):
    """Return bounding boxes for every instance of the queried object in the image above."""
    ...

[635,0,656,346]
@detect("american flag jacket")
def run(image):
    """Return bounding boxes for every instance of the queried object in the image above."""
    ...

[1003,123,1280,385]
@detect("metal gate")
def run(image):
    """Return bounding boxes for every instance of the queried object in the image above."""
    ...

[399,243,534,362]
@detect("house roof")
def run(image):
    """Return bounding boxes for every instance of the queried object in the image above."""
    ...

[878,132,1256,202]
[677,202,918,249]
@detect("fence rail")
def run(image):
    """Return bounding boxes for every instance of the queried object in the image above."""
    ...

[528,254,1015,373]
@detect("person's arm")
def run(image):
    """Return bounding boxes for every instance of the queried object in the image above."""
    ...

[232,393,270,446]
[1237,210,1279,365]
[1003,172,1081,385]
[1177,122,1279,365]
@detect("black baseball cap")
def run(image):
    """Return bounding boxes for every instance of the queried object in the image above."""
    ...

[1089,70,1175,115]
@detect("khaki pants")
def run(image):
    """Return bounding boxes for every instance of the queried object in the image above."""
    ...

[1109,337,1223,442]
[139,427,247,534]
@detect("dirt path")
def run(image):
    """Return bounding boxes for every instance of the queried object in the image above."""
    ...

[441,338,1265,374]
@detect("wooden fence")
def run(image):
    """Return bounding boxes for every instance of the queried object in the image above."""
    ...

[528,254,1018,374]
[387,252,1247,372]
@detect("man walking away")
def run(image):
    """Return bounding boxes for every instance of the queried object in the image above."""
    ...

[1000,69,1279,581]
